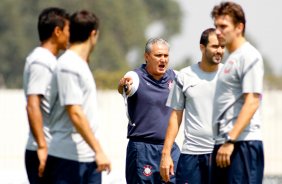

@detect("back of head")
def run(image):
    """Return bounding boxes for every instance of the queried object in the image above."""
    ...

[145,38,170,54]
[69,10,99,44]
[38,7,69,42]
[200,28,216,47]
[211,1,246,35]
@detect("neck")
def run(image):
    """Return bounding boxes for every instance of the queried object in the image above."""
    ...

[227,36,246,53]
[145,66,163,81]
[69,42,92,63]
[41,40,60,56]
[198,60,219,73]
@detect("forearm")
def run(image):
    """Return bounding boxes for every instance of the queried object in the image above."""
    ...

[67,105,104,154]
[162,110,183,155]
[229,93,260,139]
[27,96,47,148]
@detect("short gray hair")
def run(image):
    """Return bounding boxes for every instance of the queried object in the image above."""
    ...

[145,38,170,53]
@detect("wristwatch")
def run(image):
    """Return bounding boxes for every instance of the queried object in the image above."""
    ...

[224,134,236,144]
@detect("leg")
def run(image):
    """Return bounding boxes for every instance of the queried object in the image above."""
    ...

[211,145,228,184]
[169,143,180,184]
[80,162,101,184]
[126,140,139,184]
[229,141,264,184]
[44,155,80,184]
[25,149,46,184]
[176,154,201,184]
[198,153,212,184]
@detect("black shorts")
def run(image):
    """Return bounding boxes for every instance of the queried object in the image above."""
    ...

[176,153,212,184]
[44,155,101,184]
[211,141,264,184]
[126,140,180,184]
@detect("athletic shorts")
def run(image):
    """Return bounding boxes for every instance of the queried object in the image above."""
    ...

[211,141,264,184]
[44,155,101,184]
[126,140,180,184]
[176,153,212,184]
[25,149,47,184]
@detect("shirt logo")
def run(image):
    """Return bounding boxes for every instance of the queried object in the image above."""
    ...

[224,60,235,74]
[168,80,173,89]
[143,165,153,176]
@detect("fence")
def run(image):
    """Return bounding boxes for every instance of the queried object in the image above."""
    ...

[0,90,281,183]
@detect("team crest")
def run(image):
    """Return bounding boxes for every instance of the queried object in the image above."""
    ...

[143,165,152,176]
[168,80,173,89]
[224,60,235,74]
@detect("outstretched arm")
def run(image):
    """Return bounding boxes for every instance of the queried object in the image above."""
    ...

[160,109,183,182]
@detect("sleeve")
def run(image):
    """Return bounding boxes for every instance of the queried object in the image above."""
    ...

[57,69,83,106]
[242,56,264,94]
[166,73,185,110]
[124,71,139,97]
[27,61,52,96]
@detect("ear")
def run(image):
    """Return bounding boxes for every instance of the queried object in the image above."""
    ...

[144,52,149,63]
[91,30,99,38]
[54,26,62,37]
[236,22,244,35]
[200,44,205,53]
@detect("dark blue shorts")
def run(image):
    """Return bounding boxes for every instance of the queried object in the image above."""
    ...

[211,141,264,184]
[126,140,180,184]
[25,149,47,184]
[44,155,101,184]
[176,153,212,184]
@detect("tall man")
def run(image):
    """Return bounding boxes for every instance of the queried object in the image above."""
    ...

[211,2,264,184]
[118,38,180,183]
[23,7,69,184]
[160,28,225,183]
[44,10,111,184]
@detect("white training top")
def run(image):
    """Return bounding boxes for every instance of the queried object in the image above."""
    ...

[48,50,99,162]
[212,42,264,144]
[23,47,56,151]
[166,63,223,154]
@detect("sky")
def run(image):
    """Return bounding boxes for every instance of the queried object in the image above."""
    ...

[166,0,282,76]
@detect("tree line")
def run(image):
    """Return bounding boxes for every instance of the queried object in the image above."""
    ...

[0,0,280,89]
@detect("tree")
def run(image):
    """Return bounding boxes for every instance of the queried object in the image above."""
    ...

[0,0,181,89]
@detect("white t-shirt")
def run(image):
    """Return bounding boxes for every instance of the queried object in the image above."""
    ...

[212,42,264,144]
[48,50,99,162]
[167,63,223,154]
[23,47,56,151]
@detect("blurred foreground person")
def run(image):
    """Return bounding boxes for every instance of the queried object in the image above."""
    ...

[211,2,264,184]
[23,7,69,184]
[44,10,111,184]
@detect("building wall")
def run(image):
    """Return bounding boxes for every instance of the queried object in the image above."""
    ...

[0,90,281,183]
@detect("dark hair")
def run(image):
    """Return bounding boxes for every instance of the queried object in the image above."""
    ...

[211,1,246,35]
[200,28,216,46]
[69,10,99,43]
[38,7,69,42]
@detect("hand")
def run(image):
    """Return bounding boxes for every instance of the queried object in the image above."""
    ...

[159,154,174,182]
[37,146,48,177]
[119,77,133,94]
[216,143,234,168]
[95,152,112,174]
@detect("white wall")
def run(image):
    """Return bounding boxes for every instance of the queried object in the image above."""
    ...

[0,90,281,183]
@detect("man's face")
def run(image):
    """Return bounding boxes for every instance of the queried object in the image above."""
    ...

[204,33,225,65]
[57,20,70,50]
[214,15,238,47]
[144,43,169,80]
